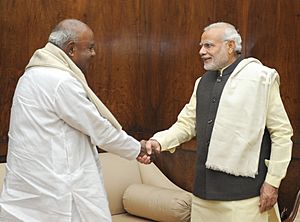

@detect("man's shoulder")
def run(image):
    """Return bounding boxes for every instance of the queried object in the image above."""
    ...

[238,58,277,76]
[240,57,275,72]
[25,66,74,81]
[234,58,279,83]
[23,66,82,91]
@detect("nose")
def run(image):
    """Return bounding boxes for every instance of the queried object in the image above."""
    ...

[199,46,206,56]
[91,49,96,57]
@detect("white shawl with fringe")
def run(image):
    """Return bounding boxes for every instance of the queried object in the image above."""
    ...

[205,58,279,178]
[26,42,122,130]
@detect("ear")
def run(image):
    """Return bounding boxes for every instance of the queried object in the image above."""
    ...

[63,41,76,57]
[227,40,236,54]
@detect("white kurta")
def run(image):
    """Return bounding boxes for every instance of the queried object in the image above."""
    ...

[0,67,140,222]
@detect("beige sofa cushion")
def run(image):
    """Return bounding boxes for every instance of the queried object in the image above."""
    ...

[123,184,191,222]
[100,153,142,215]
[0,163,5,192]
[112,213,152,222]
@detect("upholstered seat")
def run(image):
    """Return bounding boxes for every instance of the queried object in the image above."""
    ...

[0,152,192,222]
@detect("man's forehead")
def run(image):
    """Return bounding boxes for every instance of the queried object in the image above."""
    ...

[201,28,224,41]
[79,29,94,41]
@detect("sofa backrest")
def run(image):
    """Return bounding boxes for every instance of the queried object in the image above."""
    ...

[99,152,142,215]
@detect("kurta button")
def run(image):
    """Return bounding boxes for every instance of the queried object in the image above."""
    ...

[212,98,216,103]
[208,119,213,124]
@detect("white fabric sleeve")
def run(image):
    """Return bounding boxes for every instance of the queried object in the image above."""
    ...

[265,80,293,187]
[152,78,199,152]
[53,78,140,160]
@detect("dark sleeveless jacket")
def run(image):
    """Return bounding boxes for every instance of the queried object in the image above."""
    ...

[193,57,271,200]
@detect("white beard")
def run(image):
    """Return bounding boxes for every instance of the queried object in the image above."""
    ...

[204,46,229,71]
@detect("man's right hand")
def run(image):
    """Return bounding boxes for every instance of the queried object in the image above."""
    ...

[137,139,161,164]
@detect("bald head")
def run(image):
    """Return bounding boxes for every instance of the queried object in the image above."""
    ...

[48,19,91,49]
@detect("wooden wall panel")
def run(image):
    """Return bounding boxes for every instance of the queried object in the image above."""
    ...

[138,0,204,132]
[0,0,299,218]
[85,1,151,137]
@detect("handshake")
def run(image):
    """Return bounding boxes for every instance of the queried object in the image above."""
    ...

[137,139,161,164]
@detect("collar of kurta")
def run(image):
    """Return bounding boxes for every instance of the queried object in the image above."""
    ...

[25,42,122,130]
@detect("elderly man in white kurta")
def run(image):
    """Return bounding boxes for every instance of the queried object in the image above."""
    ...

[0,19,145,222]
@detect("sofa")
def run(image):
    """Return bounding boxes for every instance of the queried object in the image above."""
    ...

[0,152,192,222]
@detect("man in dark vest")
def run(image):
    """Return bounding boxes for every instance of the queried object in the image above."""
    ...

[138,22,293,222]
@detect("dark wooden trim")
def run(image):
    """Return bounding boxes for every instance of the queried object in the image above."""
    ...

[292,137,300,158]
[0,155,6,163]
[283,190,300,222]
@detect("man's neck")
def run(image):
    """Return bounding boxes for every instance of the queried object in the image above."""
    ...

[219,55,240,75]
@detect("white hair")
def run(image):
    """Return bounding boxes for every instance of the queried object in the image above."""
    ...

[48,19,86,48]
[204,22,242,54]
[48,29,78,48]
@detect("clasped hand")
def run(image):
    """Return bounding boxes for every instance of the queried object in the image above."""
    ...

[136,139,161,164]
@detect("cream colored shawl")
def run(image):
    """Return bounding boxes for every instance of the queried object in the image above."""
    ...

[205,58,279,178]
[26,42,122,130]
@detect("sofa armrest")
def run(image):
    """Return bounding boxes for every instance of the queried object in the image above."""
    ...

[138,162,184,192]
[123,184,191,222]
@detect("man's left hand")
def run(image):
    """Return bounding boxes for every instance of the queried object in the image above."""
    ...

[259,182,278,213]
